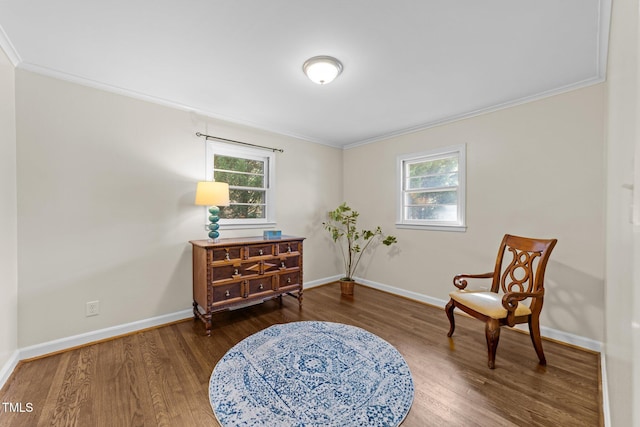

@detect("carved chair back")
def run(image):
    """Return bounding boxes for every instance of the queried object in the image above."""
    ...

[490,234,558,314]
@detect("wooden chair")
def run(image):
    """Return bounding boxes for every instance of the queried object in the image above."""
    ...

[445,234,557,369]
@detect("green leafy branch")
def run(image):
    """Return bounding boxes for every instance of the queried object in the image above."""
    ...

[323,202,397,281]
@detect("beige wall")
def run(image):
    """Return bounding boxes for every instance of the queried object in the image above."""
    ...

[605,0,639,425]
[344,84,606,342]
[15,70,343,347]
[0,48,18,370]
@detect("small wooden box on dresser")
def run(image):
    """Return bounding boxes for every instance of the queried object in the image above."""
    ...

[189,236,304,336]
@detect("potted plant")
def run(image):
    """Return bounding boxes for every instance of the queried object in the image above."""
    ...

[323,202,398,295]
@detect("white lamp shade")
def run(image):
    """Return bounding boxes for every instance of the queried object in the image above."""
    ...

[195,181,230,206]
[303,56,343,85]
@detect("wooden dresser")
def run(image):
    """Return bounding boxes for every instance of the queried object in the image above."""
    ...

[189,236,304,335]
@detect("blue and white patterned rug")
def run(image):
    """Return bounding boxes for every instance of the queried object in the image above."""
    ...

[209,321,414,426]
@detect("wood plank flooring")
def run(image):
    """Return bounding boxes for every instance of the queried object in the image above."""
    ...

[0,283,602,426]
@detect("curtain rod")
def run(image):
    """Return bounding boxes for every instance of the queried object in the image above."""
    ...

[195,132,284,153]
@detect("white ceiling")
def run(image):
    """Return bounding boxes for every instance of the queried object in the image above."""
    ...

[0,1,610,148]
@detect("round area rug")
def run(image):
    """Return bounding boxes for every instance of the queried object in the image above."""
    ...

[209,321,414,427]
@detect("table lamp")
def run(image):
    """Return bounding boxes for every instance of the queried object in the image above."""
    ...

[195,181,230,242]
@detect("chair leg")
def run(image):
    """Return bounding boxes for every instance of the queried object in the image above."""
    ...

[528,315,546,365]
[445,299,456,337]
[485,319,501,369]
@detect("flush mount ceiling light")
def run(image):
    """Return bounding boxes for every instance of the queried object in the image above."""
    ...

[302,56,343,85]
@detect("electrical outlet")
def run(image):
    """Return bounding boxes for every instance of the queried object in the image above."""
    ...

[86,300,99,317]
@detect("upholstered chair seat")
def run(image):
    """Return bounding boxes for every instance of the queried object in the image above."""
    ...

[448,290,532,319]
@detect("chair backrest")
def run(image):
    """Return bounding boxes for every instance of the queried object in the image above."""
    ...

[491,234,558,312]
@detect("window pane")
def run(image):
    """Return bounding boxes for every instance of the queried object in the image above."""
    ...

[398,145,465,229]
[214,155,264,175]
[214,170,264,188]
[229,189,265,205]
[207,141,275,224]
[220,204,265,219]
[405,190,457,205]
[404,190,458,221]
[222,189,266,218]
[407,172,458,190]
[405,205,457,221]
[408,157,457,177]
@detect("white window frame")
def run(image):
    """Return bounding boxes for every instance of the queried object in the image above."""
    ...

[396,144,466,232]
[206,141,276,229]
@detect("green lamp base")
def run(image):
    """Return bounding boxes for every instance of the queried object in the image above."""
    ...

[207,206,221,242]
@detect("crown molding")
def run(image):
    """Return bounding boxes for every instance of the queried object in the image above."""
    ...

[6,0,611,151]
[16,61,342,149]
[597,0,612,78]
[343,75,606,150]
[0,24,21,66]
[17,57,608,152]
[345,0,611,151]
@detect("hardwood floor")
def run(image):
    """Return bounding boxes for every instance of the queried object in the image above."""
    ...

[0,283,602,426]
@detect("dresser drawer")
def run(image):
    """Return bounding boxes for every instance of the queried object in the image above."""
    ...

[212,282,242,303]
[211,264,240,282]
[277,241,301,254]
[278,256,300,270]
[246,244,274,259]
[211,263,263,282]
[278,271,300,289]
[211,246,242,263]
[247,276,275,296]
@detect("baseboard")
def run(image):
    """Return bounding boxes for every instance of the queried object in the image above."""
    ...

[600,349,611,427]
[13,276,340,362]
[11,274,343,367]
[13,276,606,358]
[0,350,20,391]
[354,277,604,353]
[354,276,449,308]
[19,309,193,361]
[305,275,342,289]
[531,325,602,352]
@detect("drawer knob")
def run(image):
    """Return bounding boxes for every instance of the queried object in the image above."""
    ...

[281,261,286,268]
[259,249,264,255]
[287,244,292,253]
[225,290,230,297]
[259,283,264,290]
[287,278,292,284]
[234,269,239,275]
[224,250,230,261]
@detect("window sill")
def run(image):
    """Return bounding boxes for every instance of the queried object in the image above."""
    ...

[395,223,467,232]
[219,222,277,230]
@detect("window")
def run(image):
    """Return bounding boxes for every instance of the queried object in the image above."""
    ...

[206,141,275,228]
[397,144,466,231]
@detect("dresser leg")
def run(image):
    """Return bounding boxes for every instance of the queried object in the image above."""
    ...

[193,302,212,336]
[298,289,303,308]
[205,315,212,337]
